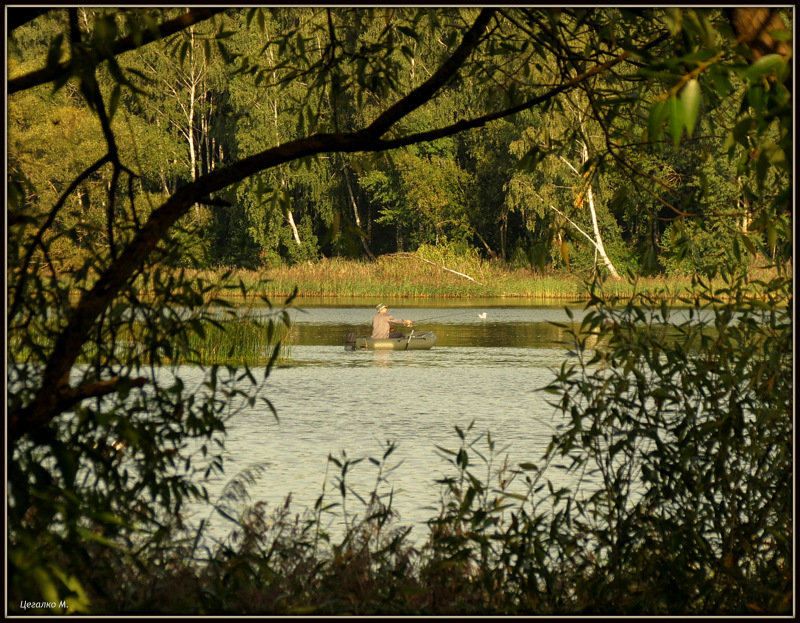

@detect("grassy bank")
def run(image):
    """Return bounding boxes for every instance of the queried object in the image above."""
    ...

[184,256,742,303]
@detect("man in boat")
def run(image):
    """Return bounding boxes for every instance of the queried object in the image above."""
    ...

[372,303,413,339]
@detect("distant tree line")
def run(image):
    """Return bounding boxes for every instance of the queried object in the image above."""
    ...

[8,8,791,277]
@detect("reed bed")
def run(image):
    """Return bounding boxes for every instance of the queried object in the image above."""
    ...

[185,317,294,367]
[185,257,736,303]
[9,317,294,368]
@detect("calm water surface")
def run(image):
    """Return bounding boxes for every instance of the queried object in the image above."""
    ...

[173,301,724,545]
[187,304,591,545]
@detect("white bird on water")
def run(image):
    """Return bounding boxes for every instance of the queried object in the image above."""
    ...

[478,312,488,319]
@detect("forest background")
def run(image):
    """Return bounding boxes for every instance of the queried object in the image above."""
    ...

[8,7,791,282]
[6,6,793,616]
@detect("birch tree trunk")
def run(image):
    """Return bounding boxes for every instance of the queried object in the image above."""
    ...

[187,28,197,184]
[579,140,621,280]
[285,206,302,246]
[342,163,376,260]
[266,33,301,246]
[558,140,621,280]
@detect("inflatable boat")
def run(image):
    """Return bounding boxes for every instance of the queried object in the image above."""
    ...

[344,330,436,351]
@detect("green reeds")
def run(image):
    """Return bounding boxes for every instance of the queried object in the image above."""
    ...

[186,317,293,367]
[183,257,751,303]
[8,316,294,368]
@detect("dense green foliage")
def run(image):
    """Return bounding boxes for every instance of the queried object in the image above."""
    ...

[10,268,792,615]
[8,8,790,275]
[7,7,792,615]
[540,271,792,613]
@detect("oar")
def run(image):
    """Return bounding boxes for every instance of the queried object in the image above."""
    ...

[404,328,415,350]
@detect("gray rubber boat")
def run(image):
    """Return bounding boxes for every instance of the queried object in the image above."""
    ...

[344,330,437,351]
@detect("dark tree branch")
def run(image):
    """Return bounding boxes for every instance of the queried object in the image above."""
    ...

[366,8,496,138]
[68,8,81,47]
[8,155,112,325]
[9,31,139,325]
[8,10,495,442]
[60,376,148,411]
[7,8,226,95]
[369,44,642,151]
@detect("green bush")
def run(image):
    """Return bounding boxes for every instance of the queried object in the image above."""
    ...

[540,268,792,613]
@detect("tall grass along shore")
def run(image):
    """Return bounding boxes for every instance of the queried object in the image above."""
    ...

[176,256,778,304]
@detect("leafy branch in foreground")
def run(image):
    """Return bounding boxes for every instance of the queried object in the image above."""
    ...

[540,269,792,613]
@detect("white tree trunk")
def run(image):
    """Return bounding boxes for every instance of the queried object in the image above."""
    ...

[342,164,376,259]
[187,28,197,184]
[580,142,620,280]
[559,141,621,280]
[264,37,302,247]
[286,207,302,246]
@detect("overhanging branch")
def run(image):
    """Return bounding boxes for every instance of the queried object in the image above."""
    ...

[9,377,148,443]
[8,8,226,95]
[61,376,148,411]
[8,9,495,443]
[365,8,495,138]
[369,44,645,151]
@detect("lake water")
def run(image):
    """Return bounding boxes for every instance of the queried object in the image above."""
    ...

[49,300,719,548]
[182,303,598,547]
[183,301,725,547]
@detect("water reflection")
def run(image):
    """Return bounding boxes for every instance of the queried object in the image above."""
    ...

[274,306,587,349]
[267,304,726,352]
